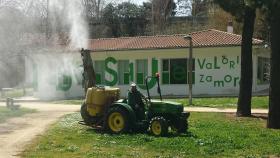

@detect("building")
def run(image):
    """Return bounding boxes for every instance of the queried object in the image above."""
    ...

[28,29,269,99]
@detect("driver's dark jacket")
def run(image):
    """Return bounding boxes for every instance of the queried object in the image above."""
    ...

[127,90,145,108]
[127,90,145,120]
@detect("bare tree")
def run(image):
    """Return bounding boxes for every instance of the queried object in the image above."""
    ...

[152,0,176,33]
[82,0,107,20]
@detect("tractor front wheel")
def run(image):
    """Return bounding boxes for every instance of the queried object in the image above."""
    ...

[177,120,188,133]
[149,117,168,136]
[105,107,129,134]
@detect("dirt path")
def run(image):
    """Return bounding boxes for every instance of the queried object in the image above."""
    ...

[0,102,80,158]
[184,107,268,114]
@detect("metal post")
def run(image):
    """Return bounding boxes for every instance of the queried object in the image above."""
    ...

[184,35,193,105]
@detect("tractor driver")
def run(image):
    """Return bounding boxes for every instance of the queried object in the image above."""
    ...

[127,83,147,120]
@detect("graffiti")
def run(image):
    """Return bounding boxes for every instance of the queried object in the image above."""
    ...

[198,56,240,87]
[198,56,220,69]
[53,55,240,92]
[199,74,240,87]
[56,74,72,91]
[105,57,118,86]
[138,58,158,90]
[198,56,239,70]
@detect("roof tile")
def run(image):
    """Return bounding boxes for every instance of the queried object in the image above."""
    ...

[88,29,263,51]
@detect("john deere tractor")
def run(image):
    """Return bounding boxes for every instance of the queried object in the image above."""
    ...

[80,49,190,136]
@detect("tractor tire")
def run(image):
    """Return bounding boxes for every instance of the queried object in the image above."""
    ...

[80,102,96,125]
[149,117,168,137]
[105,107,129,134]
[177,120,188,133]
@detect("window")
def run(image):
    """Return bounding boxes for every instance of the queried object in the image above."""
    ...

[162,58,195,84]
[94,61,105,84]
[118,60,130,85]
[136,59,148,85]
[162,60,170,84]
[257,57,270,84]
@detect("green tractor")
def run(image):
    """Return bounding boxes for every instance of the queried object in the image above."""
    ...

[79,49,190,136]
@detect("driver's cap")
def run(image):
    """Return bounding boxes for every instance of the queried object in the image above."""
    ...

[130,82,136,87]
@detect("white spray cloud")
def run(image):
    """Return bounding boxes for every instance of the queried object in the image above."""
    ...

[1,0,88,99]
[67,0,88,49]
[30,52,83,100]
[49,0,88,49]
[27,0,88,100]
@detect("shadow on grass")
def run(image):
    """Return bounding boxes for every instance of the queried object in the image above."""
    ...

[250,114,268,120]
[84,127,196,138]
[226,113,268,120]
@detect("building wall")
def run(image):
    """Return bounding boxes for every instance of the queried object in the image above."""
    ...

[28,46,270,99]
[90,46,268,97]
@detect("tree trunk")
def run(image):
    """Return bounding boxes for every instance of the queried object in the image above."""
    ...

[267,9,280,129]
[236,6,256,117]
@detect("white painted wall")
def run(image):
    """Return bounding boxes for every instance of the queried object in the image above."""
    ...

[91,47,241,96]
[26,46,270,99]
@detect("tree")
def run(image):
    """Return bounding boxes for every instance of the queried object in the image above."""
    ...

[236,4,256,116]
[82,0,107,21]
[152,0,176,33]
[215,0,260,117]
[102,2,149,37]
[265,0,280,129]
[192,0,209,17]
[117,2,142,36]
[102,3,121,37]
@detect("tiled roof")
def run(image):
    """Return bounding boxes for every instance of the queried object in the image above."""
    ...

[88,29,263,51]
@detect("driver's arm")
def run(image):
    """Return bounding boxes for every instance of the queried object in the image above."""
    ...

[139,91,147,99]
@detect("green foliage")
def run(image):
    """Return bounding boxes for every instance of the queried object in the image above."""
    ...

[102,2,149,37]
[214,0,244,21]
[101,1,178,37]
[0,107,36,123]
[102,3,121,37]
[22,112,280,157]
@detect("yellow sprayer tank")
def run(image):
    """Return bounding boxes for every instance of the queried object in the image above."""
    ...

[85,86,120,116]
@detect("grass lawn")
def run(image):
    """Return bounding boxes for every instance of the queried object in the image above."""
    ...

[53,96,268,109]
[0,106,36,123]
[168,96,268,109]
[22,112,280,158]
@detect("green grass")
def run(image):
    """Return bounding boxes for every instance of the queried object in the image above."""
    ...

[22,112,280,158]
[167,96,268,109]
[0,106,36,123]
[52,96,268,109]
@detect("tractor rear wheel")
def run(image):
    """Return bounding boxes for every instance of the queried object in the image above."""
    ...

[149,117,168,136]
[80,102,95,125]
[105,107,129,134]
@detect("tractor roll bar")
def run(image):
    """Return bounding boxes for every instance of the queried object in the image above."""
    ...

[145,73,162,102]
